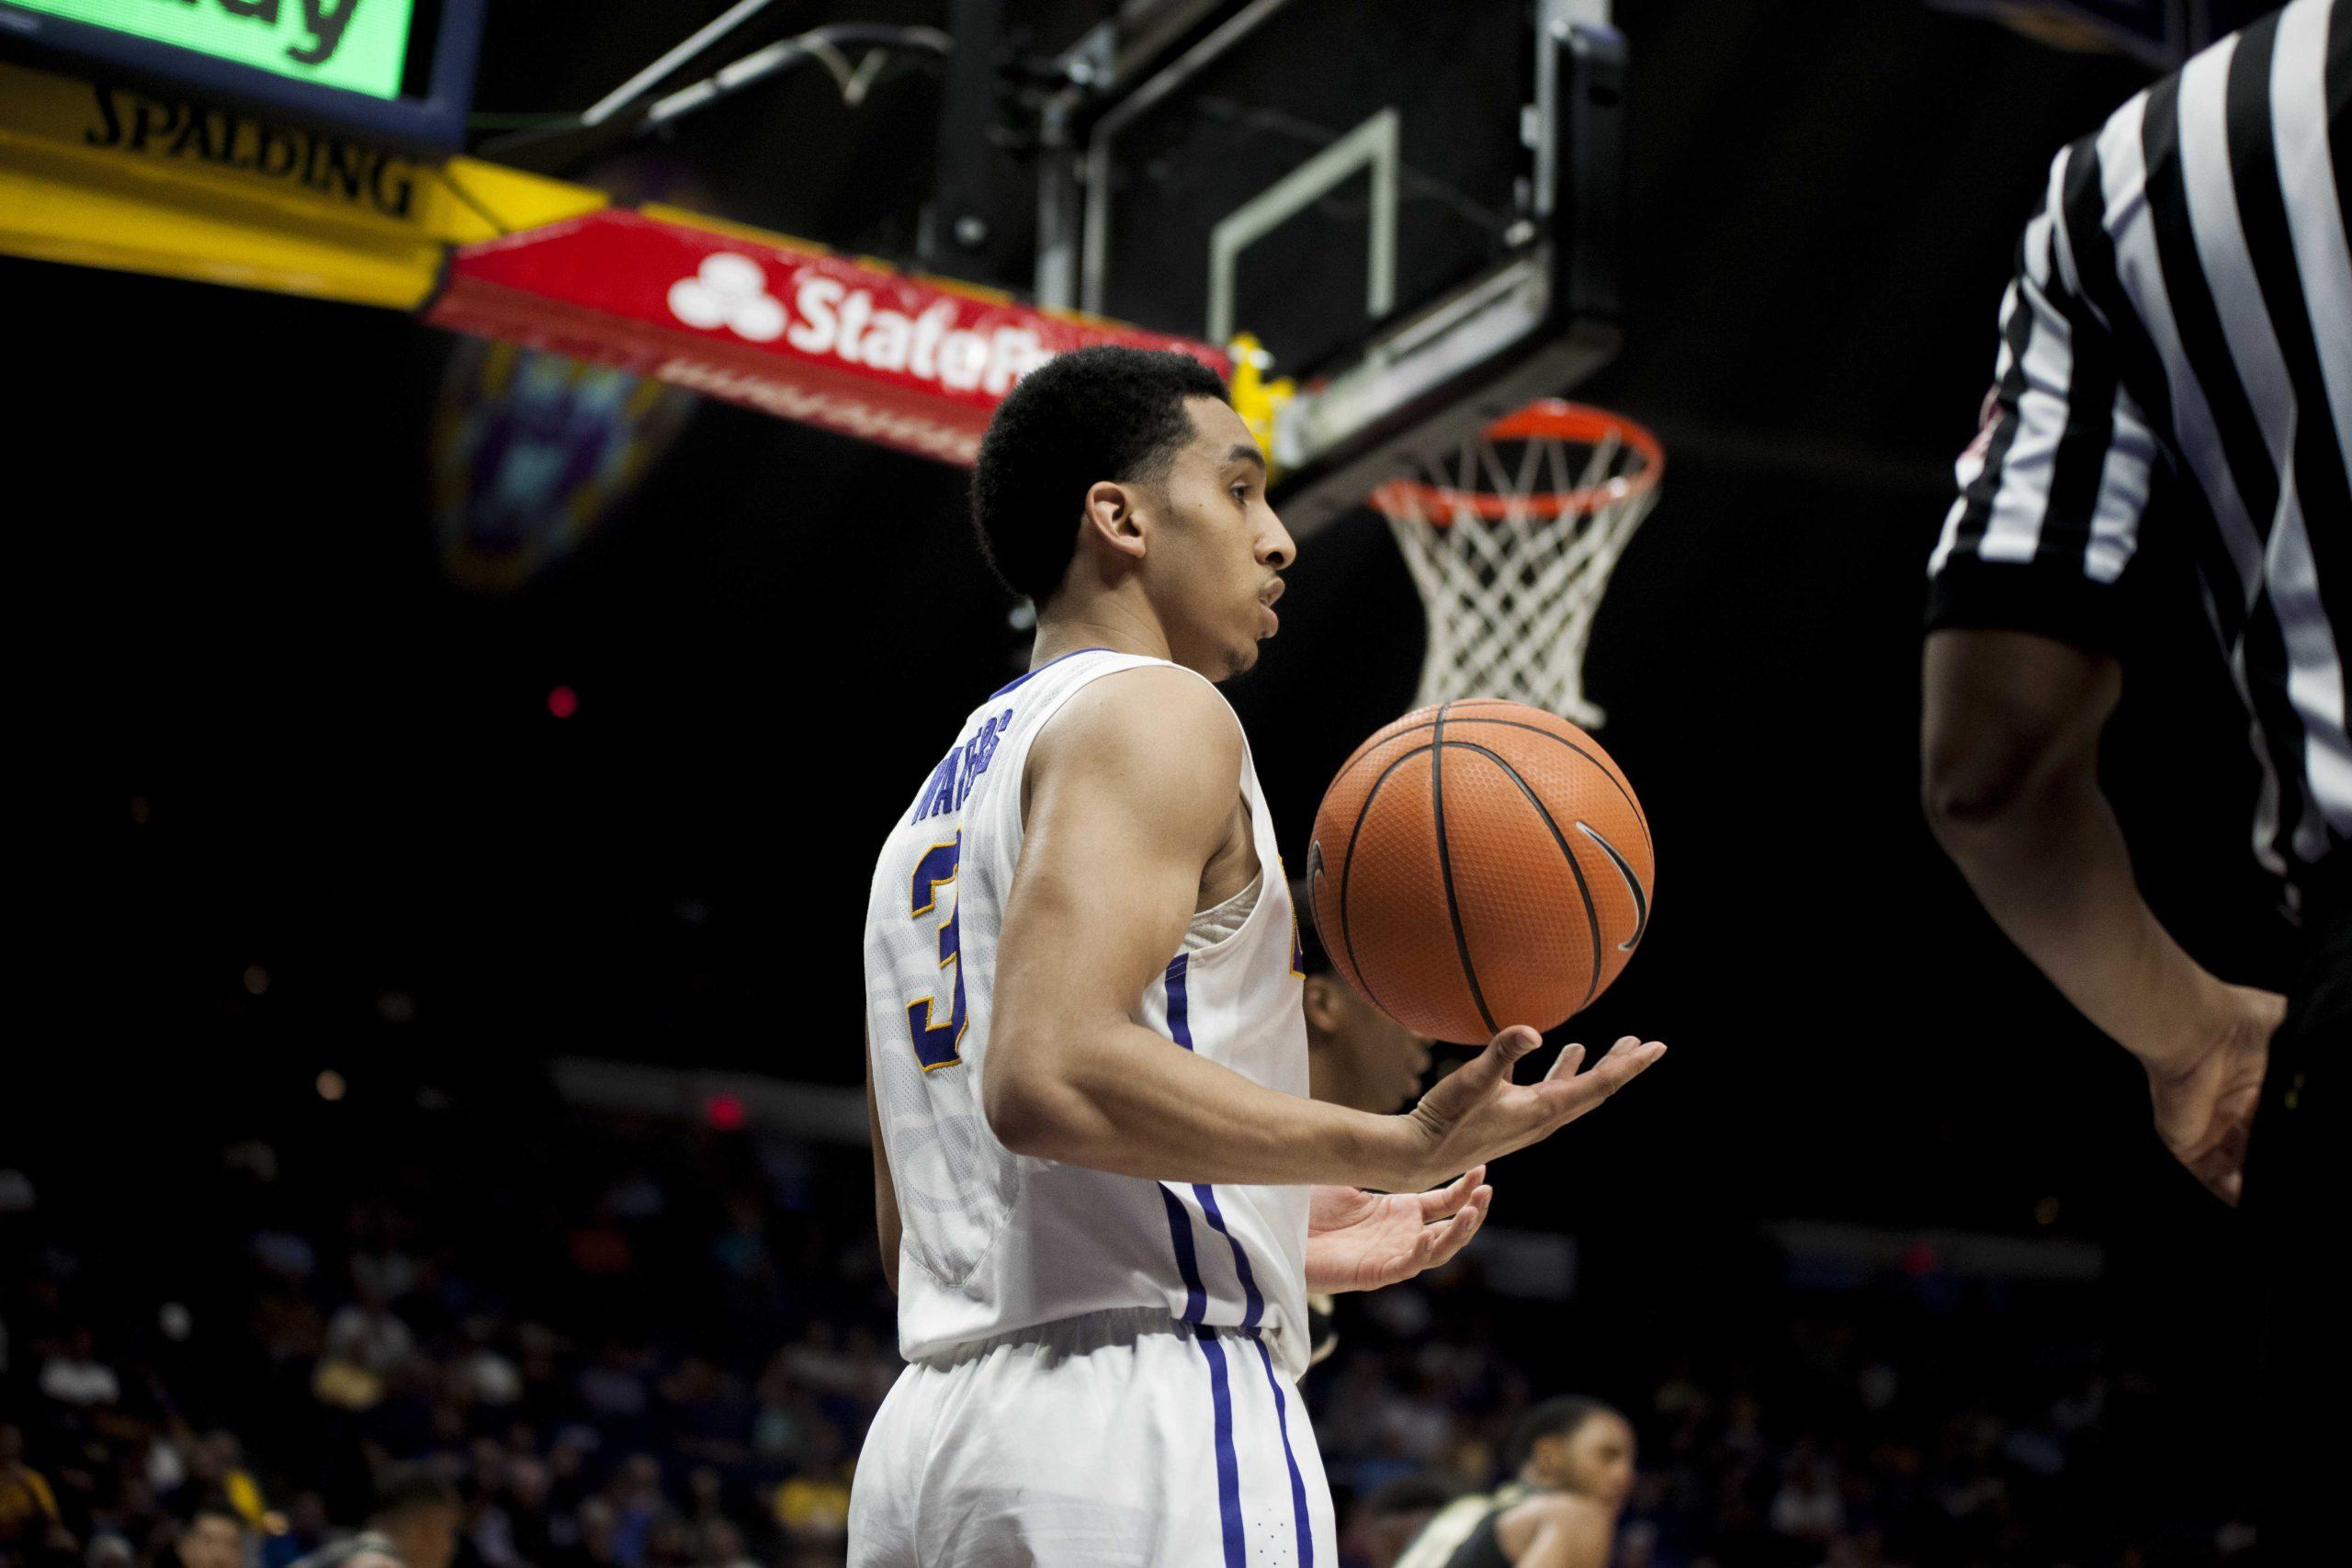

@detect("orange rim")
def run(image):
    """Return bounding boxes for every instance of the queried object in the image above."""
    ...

[1367,400,1665,523]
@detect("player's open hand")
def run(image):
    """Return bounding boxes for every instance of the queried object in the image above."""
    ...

[1388,1028,1665,1191]
[2146,984,2284,1205]
[1305,1166,1492,1293]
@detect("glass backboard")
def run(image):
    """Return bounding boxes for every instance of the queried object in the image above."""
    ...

[1037,0,1625,535]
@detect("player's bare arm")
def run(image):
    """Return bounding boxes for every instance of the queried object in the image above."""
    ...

[1497,1494,1614,1568]
[984,664,1665,1194]
[1921,626,2285,1201]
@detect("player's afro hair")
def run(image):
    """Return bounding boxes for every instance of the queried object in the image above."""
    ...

[970,345,1230,603]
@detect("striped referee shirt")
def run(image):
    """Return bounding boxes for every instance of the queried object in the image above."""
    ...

[1928,0,2349,907]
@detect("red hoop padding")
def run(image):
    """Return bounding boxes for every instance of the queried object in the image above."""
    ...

[1366,400,1666,524]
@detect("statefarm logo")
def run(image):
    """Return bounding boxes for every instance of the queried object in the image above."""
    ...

[665,251,1052,398]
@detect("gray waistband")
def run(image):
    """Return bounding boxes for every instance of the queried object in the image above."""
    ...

[915,1306,1195,1370]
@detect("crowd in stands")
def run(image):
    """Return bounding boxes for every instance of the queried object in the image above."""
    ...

[0,1102,2243,1568]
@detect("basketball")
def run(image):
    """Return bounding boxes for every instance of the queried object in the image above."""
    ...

[1306,698,1655,1044]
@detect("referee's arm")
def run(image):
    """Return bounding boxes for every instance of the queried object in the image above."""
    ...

[1919,143,2283,1203]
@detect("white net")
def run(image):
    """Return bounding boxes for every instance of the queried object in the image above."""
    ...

[1371,402,1663,728]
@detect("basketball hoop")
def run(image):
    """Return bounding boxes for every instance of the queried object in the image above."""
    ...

[1368,401,1663,728]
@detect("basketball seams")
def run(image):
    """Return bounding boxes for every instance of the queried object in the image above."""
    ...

[1428,704,1500,1038]
[1322,724,1426,807]
[1351,714,1651,853]
[1321,699,1513,803]
[1445,739,1606,1010]
[1332,742,1437,1026]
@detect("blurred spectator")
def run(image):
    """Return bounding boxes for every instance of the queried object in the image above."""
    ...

[558,1498,620,1568]
[260,1496,328,1568]
[0,1428,62,1555]
[39,1331,119,1409]
[172,1499,245,1568]
[602,1457,672,1568]
[0,1112,2249,1568]
[322,1292,414,1382]
[457,1323,523,1411]
[180,1437,266,1530]
[1768,1447,1843,1546]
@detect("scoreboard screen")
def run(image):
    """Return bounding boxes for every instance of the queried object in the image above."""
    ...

[0,0,484,150]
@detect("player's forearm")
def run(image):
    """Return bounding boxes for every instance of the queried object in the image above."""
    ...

[1928,758,2233,1071]
[985,1021,1408,1188]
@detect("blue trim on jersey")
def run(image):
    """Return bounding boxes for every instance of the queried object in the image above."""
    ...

[1251,1332,1315,1567]
[988,646,1114,701]
[1164,953,1193,1045]
[1164,955,1269,1328]
[1193,1190,1266,1328]
[1159,1185,1208,1323]
[1194,1325,1248,1568]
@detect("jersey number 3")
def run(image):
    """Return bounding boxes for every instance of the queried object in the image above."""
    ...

[907,833,967,1071]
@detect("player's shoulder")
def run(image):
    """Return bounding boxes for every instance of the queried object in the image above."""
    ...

[1021,660,1244,829]
[1034,660,1241,767]
[1498,1491,1611,1551]
[1509,1491,1608,1521]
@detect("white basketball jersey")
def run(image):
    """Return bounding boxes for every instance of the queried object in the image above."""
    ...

[862,649,1315,1378]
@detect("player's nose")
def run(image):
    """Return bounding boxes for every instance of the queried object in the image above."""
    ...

[1258,506,1295,570]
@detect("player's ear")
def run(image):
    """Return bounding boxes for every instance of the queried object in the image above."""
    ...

[1080,479,1148,563]
[1301,974,1348,1032]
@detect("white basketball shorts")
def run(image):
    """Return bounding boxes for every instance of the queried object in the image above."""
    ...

[849,1306,1336,1567]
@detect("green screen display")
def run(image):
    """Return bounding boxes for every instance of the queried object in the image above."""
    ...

[12,0,420,100]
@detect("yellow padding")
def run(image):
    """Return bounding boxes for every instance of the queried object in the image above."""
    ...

[0,60,606,308]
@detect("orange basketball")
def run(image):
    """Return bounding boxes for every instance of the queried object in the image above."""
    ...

[1306,698,1655,1044]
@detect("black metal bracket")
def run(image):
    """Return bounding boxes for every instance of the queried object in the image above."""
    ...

[918,0,1009,279]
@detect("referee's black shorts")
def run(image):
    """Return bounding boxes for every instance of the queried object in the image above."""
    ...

[2247,855,2348,1565]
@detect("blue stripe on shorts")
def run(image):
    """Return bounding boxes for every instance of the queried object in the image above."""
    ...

[1194,1324,1247,1568]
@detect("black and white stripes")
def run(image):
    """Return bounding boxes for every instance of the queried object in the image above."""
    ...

[1929,0,2352,901]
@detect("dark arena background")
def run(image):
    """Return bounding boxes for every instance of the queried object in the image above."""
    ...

[3,4,2314,1568]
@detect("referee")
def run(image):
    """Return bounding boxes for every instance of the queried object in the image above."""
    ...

[1920,0,2345,1557]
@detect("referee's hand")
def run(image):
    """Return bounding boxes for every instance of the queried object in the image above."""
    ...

[2144,985,2287,1206]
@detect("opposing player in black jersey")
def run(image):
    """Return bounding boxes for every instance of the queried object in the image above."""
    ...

[1391,1397,1635,1568]
[1294,878,1446,1367]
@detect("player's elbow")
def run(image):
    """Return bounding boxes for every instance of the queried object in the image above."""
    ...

[979,1075,1057,1158]
[979,1034,1091,1160]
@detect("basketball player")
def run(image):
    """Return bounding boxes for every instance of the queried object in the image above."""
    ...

[1393,1397,1635,1568]
[286,1472,459,1568]
[1294,871,1439,1366]
[1353,1477,1468,1568]
[1921,2,2346,1554]
[1297,874,1438,1118]
[854,345,1668,1566]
